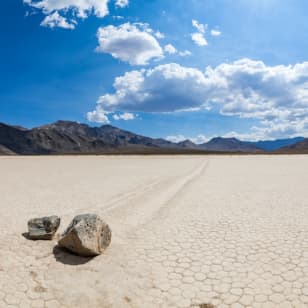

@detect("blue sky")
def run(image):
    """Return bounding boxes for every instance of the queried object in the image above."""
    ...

[1,0,308,141]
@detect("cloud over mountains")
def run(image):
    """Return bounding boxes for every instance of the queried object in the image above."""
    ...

[87,58,308,138]
[21,1,308,140]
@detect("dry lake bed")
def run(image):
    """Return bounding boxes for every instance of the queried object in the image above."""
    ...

[0,155,307,308]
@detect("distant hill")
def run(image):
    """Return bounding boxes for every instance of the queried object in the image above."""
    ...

[277,138,308,153]
[177,139,200,150]
[0,120,306,155]
[199,137,262,153]
[249,137,305,151]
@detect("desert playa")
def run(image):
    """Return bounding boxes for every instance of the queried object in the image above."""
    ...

[0,155,307,308]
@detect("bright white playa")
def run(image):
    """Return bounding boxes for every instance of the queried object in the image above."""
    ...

[0,155,307,308]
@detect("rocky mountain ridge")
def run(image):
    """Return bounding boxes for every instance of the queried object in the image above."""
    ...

[0,121,306,154]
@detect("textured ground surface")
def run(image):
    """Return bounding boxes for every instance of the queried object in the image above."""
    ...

[0,155,307,308]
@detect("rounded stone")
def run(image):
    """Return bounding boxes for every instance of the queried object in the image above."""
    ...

[58,214,111,257]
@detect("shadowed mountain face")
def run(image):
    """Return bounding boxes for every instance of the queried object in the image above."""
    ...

[249,137,305,151]
[0,144,16,155]
[277,139,308,153]
[0,121,180,155]
[0,123,35,154]
[0,120,306,155]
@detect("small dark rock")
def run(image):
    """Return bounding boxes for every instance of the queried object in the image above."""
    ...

[27,216,60,240]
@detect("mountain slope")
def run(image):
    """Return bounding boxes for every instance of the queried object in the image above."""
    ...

[0,121,180,154]
[0,123,39,154]
[27,121,109,154]
[199,137,262,153]
[277,139,308,153]
[93,124,176,149]
[249,137,305,151]
[0,144,16,155]
[177,140,200,150]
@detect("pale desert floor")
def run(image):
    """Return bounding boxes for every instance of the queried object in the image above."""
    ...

[0,155,307,308]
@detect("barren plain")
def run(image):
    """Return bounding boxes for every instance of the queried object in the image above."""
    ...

[0,155,307,308]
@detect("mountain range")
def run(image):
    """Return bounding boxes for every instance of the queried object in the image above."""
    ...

[0,121,307,155]
[249,137,305,151]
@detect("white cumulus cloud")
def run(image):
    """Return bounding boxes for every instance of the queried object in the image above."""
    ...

[23,0,128,29]
[87,59,308,138]
[87,108,110,123]
[91,63,211,114]
[96,23,164,65]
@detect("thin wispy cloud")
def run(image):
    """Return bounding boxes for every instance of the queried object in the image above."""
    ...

[191,32,208,46]
[40,11,76,29]
[191,19,208,46]
[211,29,221,37]
[191,19,222,45]
[192,19,207,34]
[166,134,209,144]
[113,112,136,121]
[164,44,177,55]
[115,0,129,8]
[164,44,192,57]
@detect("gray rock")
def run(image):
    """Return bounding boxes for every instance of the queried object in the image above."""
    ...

[28,216,60,240]
[58,214,111,257]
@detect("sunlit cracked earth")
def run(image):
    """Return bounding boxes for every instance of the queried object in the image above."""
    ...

[0,155,307,308]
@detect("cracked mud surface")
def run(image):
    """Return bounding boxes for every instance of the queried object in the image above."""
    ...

[0,155,307,308]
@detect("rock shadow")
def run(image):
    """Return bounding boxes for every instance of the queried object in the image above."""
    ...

[199,304,215,308]
[22,232,31,240]
[22,232,53,241]
[53,245,94,265]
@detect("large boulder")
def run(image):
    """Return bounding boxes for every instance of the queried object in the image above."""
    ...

[58,214,111,257]
[27,216,61,240]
